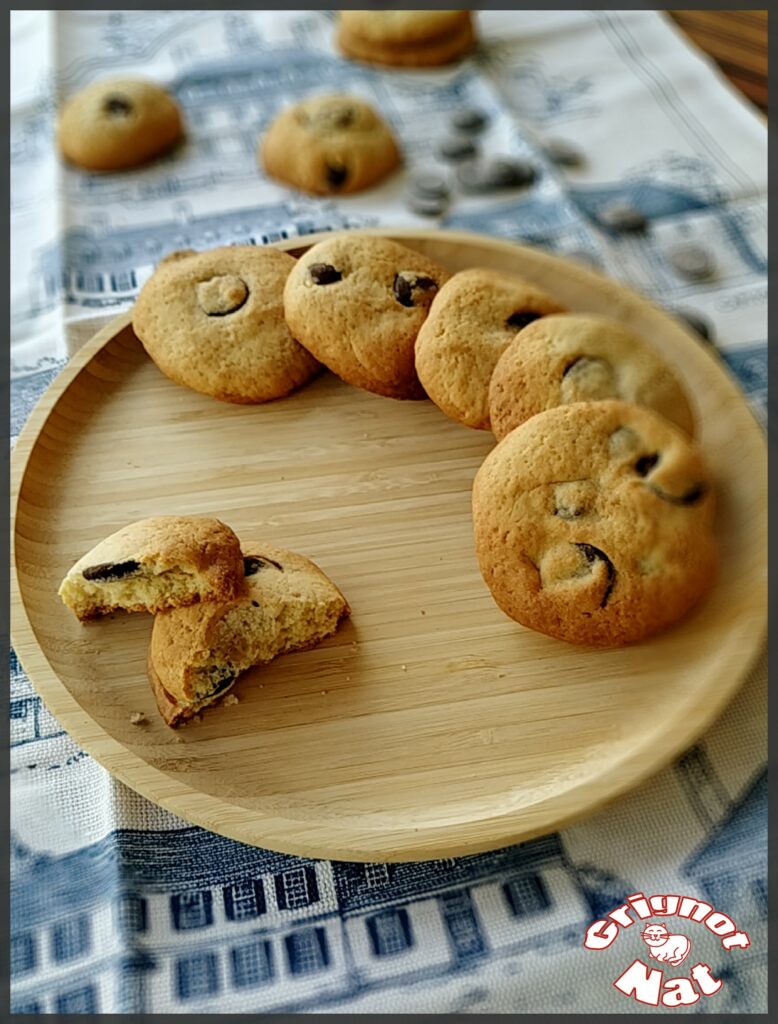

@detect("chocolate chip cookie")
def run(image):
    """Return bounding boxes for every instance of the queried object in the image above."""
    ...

[57,77,183,172]
[133,246,321,403]
[337,10,475,66]
[59,516,245,621]
[489,314,695,440]
[148,542,350,725]
[260,95,400,196]
[414,268,566,430]
[283,234,449,399]
[472,400,717,647]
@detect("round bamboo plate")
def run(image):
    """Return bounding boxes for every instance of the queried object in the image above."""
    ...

[11,229,766,863]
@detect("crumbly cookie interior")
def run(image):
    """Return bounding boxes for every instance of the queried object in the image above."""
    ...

[188,593,346,709]
[59,567,202,621]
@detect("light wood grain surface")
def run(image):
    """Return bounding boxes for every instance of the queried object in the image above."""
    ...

[11,230,767,862]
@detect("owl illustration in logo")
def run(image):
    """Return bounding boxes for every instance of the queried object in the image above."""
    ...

[641,923,691,966]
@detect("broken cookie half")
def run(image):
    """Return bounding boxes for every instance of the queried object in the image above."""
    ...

[58,516,245,621]
[147,543,350,726]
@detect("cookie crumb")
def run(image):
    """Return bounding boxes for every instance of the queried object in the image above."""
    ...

[320,689,328,696]
[345,675,351,682]
[223,694,239,706]
[192,714,202,723]
[401,664,407,672]
[129,711,148,726]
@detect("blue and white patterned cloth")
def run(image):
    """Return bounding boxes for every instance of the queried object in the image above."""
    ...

[11,11,766,1014]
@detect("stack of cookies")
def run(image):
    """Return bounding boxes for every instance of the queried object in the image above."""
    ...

[336,10,475,67]
[59,516,350,725]
[128,231,717,650]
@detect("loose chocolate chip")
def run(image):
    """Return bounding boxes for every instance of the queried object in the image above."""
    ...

[409,172,450,200]
[82,559,141,582]
[407,194,448,218]
[244,555,284,575]
[309,263,342,285]
[450,107,489,134]
[103,95,133,117]
[507,311,542,331]
[575,543,616,608]
[634,453,660,476]
[542,138,584,167]
[599,201,647,234]
[392,273,438,308]
[674,309,714,343]
[648,482,707,506]
[437,136,479,162]
[669,243,714,281]
[325,163,348,189]
[457,157,536,192]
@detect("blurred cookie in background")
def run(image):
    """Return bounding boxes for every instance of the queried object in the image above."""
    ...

[259,94,400,195]
[337,10,475,67]
[57,77,183,171]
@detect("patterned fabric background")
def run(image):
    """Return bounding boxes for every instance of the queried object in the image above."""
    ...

[10,10,766,1014]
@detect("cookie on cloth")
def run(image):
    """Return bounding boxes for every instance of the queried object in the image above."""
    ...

[58,516,245,622]
[148,543,350,726]
[489,314,695,440]
[57,77,183,171]
[414,268,566,430]
[472,400,716,647]
[260,94,400,196]
[337,10,475,66]
[283,234,449,399]
[132,245,321,403]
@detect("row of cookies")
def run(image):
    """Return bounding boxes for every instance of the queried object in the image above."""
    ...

[131,233,716,648]
[58,516,349,726]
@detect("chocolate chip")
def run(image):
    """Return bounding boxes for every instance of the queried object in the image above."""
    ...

[82,560,141,582]
[308,263,342,285]
[211,673,236,695]
[634,453,660,476]
[456,157,536,193]
[392,273,438,308]
[575,543,616,608]
[450,108,489,134]
[506,311,542,330]
[244,556,284,575]
[674,309,714,343]
[542,138,584,167]
[437,136,478,162]
[103,95,133,117]
[648,483,707,506]
[669,243,714,281]
[599,201,647,234]
[325,163,348,189]
[409,172,450,200]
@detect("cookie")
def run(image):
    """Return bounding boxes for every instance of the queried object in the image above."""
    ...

[472,400,716,647]
[339,10,471,45]
[59,516,245,622]
[283,234,450,399]
[488,314,695,441]
[148,543,350,725]
[260,95,400,196]
[57,77,183,172]
[414,268,566,429]
[337,14,475,67]
[132,246,321,404]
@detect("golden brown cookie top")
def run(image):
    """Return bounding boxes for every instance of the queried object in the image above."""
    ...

[283,234,450,399]
[414,267,566,430]
[57,77,183,171]
[339,9,470,44]
[472,400,716,646]
[488,314,695,440]
[132,245,320,404]
[260,94,400,196]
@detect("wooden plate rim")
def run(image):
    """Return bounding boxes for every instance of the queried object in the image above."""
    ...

[10,228,768,862]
